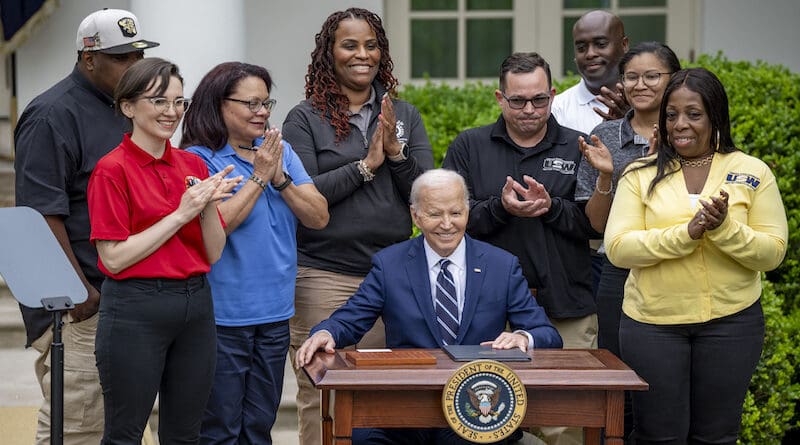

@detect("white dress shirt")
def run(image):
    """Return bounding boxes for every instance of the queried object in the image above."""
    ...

[551,78,607,135]
[423,237,467,321]
[422,237,534,349]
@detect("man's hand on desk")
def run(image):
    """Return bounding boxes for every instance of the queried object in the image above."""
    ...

[480,332,528,352]
[295,330,336,368]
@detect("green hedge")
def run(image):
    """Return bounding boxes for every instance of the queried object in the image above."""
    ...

[399,54,800,443]
[740,279,800,444]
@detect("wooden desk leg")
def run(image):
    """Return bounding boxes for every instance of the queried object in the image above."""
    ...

[603,390,625,445]
[333,390,354,445]
[585,427,601,445]
[322,390,333,445]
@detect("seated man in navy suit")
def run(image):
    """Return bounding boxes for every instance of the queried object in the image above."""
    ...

[296,169,561,445]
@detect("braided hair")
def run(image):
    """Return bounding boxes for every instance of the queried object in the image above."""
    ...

[306,8,398,142]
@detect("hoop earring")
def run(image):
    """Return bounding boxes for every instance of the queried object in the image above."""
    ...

[715,130,720,151]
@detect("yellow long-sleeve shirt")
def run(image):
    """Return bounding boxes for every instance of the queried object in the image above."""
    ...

[605,151,788,325]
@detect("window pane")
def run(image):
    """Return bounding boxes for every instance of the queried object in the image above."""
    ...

[620,0,666,6]
[412,19,458,78]
[411,0,457,11]
[622,15,666,46]
[562,16,579,76]
[467,0,512,10]
[563,0,608,8]
[467,18,512,78]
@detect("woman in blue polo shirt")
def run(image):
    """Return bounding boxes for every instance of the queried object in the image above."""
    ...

[181,62,328,445]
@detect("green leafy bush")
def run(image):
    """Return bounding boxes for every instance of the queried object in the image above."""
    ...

[400,75,580,167]
[684,54,800,314]
[739,280,800,445]
[398,54,800,443]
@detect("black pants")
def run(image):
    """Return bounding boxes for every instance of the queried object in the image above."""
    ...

[96,276,217,445]
[619,301,764,445]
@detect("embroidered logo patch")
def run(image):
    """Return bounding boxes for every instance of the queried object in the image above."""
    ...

[725,172,760,190]
[542,157,576,175]
[395,120,407,144]
[442,360,526,443]
[117,17,137,37]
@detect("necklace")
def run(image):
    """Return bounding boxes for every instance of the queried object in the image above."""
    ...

[679,152,714,168]
[237,145,258,151]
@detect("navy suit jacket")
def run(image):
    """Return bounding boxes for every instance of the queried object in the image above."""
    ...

[312,235,562,349]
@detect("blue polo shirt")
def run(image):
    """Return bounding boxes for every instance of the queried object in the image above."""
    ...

[185,141,312,326]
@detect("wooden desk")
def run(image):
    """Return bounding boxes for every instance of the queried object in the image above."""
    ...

[303,349,647,445]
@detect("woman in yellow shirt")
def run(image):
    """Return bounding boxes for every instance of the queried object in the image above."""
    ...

[605,68,788,445]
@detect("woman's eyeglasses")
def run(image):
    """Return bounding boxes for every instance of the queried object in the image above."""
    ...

[224,97,277,113]
[621,71,672,87]
[142,97,191,113]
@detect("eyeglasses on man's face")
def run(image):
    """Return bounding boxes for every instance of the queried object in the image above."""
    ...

[224,97,277,113]
[621,71,672,87]
[142,97,190,113]
[501,92,551,110]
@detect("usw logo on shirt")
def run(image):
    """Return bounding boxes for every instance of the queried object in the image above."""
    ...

[725,172,760,190]
[542,158,576,175]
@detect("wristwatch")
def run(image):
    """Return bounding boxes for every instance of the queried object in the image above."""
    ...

[273,172,292,191]
[387,143,408,162]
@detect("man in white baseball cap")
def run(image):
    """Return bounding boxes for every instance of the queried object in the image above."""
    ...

[14,8,159,445]
[76,8,159,54]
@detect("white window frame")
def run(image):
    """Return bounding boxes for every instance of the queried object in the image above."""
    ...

[384,0,698,86]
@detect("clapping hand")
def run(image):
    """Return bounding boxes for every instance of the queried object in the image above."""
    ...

[578,135,613,175]
[253,128,285,184]
[501,175,551,218]
[593,83,630,121]
[363,123,385,172]
[378,93,402,158]
[179,165,241,221]
[647,125,658,156]
[689,190,729,239]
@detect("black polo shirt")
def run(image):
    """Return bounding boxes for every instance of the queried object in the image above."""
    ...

[443,115,599,319]
[14,65,128,346]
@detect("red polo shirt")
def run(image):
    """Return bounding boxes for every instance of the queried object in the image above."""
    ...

[88,134,213,280]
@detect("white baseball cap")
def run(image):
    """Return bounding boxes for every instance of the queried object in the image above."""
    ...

[76,8,159,54]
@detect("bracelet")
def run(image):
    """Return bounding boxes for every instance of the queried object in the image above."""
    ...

[355,159,375,182]
[273,172,292,191]
[248,174,268,191]
[595,176,613,195]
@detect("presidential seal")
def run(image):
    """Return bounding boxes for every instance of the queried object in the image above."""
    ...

[442,360,526,443]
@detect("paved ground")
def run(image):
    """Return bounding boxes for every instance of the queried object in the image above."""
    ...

[0,309,300,444]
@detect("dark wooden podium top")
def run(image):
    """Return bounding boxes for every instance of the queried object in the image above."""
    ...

[304,348,648,392]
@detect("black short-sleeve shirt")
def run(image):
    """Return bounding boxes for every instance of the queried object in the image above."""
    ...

[13,65,128,345]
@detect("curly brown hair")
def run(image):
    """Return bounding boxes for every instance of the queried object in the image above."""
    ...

[306,8,398,142]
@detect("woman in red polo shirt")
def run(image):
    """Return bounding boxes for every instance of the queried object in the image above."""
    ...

[87,58,240,444]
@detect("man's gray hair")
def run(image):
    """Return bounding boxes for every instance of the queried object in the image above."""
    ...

[410,169,470,208]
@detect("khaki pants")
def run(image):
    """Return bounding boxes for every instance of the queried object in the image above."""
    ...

[536,314,598,445]
[31,312,104,445]
[289,266,386,445]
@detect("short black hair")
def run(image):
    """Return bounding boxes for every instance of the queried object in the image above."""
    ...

[499,52,551,91]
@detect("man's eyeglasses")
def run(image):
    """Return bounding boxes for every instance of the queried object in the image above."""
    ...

[142,97,190,113]
[501,93,550,110]
[225,97,277,113]
[621,71,672,87]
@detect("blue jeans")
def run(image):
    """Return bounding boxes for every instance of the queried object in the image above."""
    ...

[96,276,217,445]
[200,320,290,445]
[619,301,764,445]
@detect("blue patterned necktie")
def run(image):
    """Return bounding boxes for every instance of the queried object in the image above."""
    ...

[435,259,459,345]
